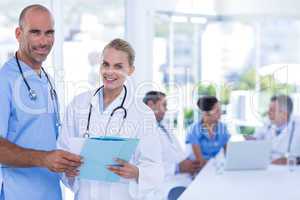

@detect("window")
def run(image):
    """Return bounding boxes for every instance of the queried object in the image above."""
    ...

[62,0,125,104]
[0,1,50,67]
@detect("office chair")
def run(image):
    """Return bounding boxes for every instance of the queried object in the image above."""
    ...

[167,186,186,200]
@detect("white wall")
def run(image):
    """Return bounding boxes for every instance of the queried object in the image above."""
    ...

[125,0,154,90]
[217,0,300,17]
[125,0,218,91]
[154,0,217,15]
[125,0,300,92]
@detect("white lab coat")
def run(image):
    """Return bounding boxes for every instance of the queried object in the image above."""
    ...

[57,87,164,200]
[157,123,192,199]
[253,116,300,160]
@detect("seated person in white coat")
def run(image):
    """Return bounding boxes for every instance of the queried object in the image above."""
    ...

[57,38,164,200]
[247,95,300,165]
[143,91,202,199]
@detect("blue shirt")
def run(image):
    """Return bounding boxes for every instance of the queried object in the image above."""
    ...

[275,122,288,136]
[0,57,62,200]
[186,121,230,160]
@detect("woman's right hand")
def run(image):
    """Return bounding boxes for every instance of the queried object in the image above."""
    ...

[107,158,139,182]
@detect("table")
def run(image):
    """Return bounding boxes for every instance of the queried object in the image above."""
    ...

[179,161,300,200]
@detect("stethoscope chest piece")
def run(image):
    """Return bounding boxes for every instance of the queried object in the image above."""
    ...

[83,132,90,138]
[56,122,62,128]
[15,51,61,128]
[29,89,37,101]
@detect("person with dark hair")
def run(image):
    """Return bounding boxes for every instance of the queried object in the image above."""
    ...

[248,95,300,165]
[143,91,167,122]
[186,96,230,169]
[144,91,201,199]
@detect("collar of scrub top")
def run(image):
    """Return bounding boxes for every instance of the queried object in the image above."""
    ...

[15,52,61,128]
[198,120,223,147]
[199,120,219,139]
[84,85,127,138]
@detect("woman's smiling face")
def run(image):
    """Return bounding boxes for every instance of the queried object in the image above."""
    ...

[100,47,134,91]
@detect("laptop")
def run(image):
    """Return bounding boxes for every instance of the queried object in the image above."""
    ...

[225,140,272,171]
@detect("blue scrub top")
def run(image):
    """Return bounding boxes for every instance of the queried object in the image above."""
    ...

[186,121,230,160]
[0,57,61,200]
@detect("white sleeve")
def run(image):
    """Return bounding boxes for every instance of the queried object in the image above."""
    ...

[57,101,80,192]
[128,117,164,200]
[157,130,177,177]
[162,158,177,178]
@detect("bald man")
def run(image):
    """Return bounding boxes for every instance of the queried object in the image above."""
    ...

[0,5,81,200]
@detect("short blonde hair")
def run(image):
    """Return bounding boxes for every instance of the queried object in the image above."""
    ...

[103,38,135,66]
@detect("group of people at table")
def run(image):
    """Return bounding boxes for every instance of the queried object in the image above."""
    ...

[0,4,299,200]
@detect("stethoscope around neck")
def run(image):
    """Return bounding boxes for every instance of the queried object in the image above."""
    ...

[268,120,295,153]
[15,52,61,128]
[83,85,127,138]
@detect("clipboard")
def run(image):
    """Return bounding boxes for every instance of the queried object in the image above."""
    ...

[79,136,139,182]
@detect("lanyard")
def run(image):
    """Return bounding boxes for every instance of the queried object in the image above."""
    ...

[268,120,296,153]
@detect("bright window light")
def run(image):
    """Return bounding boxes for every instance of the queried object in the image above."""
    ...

[171,15,188,23]
[190,16,207,24]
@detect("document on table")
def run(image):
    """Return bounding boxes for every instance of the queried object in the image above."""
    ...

[71,136,139,182]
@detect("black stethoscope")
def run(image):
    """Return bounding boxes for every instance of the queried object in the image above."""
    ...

[158,122,174,144]
[15,52,61,128]
[83,85,127,138]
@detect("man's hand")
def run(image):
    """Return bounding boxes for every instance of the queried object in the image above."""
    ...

[107,158,139,181]
[65,168,80,177]
[244,135,256,140]
[272,157,287,165]
[179,159,203,175]
[42,150,82,173]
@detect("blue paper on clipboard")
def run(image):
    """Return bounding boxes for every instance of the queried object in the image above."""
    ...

[79,136,139,182]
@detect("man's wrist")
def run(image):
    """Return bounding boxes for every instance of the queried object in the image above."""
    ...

[30,150,47,168]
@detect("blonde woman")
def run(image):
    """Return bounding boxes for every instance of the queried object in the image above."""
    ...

[58,39,163,200]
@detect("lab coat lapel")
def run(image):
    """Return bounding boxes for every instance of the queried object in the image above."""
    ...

[90,89,101,112]
[272,121,292,153]
[89,87,126,137]
[158,121,185,161]
[91,87,125,114]
[85,109,108,137]
[88,90,109,136]
[103,88,125,115]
